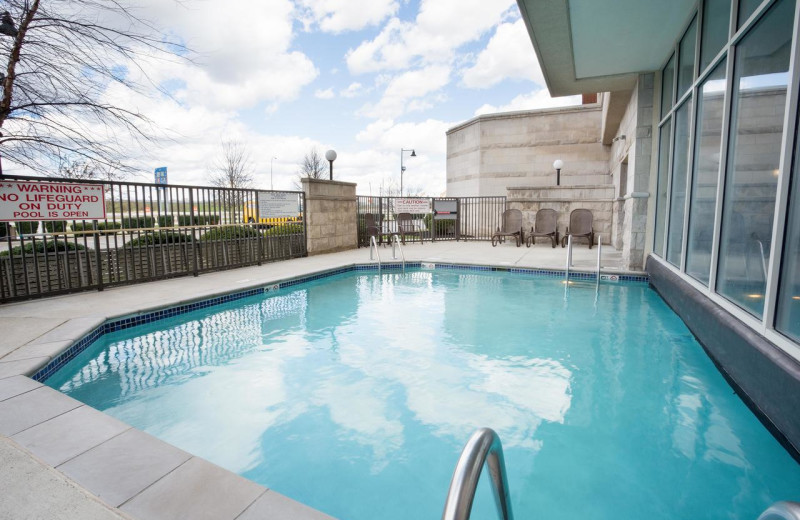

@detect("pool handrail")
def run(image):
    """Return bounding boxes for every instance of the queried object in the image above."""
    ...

[370,235,381,272]
[391,233,406,272]
[441,427,514,520]
[758,502,800,520]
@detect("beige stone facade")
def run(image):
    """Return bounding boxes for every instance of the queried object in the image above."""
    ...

[301,178,357,255]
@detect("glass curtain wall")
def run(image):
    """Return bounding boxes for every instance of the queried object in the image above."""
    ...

[655,0,799,351]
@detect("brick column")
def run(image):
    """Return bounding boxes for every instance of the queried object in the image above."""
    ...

[302,178,358,255]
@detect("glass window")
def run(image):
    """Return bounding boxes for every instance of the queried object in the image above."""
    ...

[678,17,698,97]
[776,117,800,342]
[717,0,793,317]
[700,0,731,72]
[686,59,727,284]
[667,100,693,267]
[654,120,672,256]
[661,54,675,119]
[738,0,763,29]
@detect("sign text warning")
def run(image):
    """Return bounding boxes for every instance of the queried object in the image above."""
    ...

[0,181,107,221]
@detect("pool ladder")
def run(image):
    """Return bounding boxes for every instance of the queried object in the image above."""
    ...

[564,233,603,284]
[369,236,381,272]
[442,428,513,520]
[759,502,800,520]
[391,233,406,272]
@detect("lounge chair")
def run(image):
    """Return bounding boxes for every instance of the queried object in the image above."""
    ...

[365,213,381,245]
[491,209,524,247]
[395,213,423,245]
[526,209,559,248]
[561,209,594,249]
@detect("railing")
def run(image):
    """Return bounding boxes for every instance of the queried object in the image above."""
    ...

[391,233,405,272]
[369,235,381,272]
[596,234,603,279]
[1,175,306,302]
[565,234,573,283]
[758,502,800,520]
[442,428,514,520]
[357,196,506,247]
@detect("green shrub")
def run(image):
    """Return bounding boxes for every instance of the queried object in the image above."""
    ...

[0,222,7,239]
[121,216,155,229]
[201,226,259,241]
[263,223,304,236]
[71,221,123,234]
[423,214,456,235]
[1,240,87,257]
[125,231,192,246]
[43,221,67,233]
[14,221,38,234]
[177,215,221,226]
[157,215,174,227]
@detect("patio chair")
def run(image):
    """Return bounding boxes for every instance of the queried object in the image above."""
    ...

[491,209,524,247]
[526,209,559,248]
[395,213,423,245]
[365,213,382,245]
[561,209,594,249]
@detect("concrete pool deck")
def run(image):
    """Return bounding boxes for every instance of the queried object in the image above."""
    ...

[0,241,639,520]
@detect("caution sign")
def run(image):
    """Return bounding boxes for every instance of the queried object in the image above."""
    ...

[0,180,107,221]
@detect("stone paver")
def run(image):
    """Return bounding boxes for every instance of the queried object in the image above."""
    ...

[237,490,336,520]
[59,428,192,507]
[0,374,42,401]
[12,405,130,467]
[0,355,50,378]
[121,457,265,520]
[0,386,82,436]
[2,339,72,362]
[0,317,64,357]
[0,437,127,520]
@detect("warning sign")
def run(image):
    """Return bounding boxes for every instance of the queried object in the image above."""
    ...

[0,180,107,221]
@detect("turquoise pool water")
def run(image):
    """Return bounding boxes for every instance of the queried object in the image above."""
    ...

[46,270,800,519]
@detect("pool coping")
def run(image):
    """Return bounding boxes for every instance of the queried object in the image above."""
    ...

[0,257,648,520]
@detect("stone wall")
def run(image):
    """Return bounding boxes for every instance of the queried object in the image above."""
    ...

[446,105,612,197]
[507,185,615,245]
[302,178,357,255]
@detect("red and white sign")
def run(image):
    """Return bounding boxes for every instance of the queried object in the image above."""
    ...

[393,198,431,214]
[0,180,107,221]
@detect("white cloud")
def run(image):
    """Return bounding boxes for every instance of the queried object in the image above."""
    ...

[474,90,582,116]
[461,19,543,88]
[346,0,517,74]
[315,88,335,99]
[297,0,398,33]
[359,65,450,119]
[340,82,366,98]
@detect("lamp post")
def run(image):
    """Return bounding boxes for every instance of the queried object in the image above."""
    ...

[553,159,564,186]
[325,149,337,180]
[270,156,277,190]
[400,148,417,196]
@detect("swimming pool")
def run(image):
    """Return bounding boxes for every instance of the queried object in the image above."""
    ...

[45,269,800,519]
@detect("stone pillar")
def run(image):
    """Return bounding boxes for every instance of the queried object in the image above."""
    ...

[302,178,357,255]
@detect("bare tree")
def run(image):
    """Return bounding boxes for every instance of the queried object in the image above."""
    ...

[294,147,326,189]
[54,156,122,182]
[0,0,188,177]
[208,140,254,189]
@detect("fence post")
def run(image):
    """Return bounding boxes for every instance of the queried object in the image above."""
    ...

[456,199,461,241]
[255,190,263,266]
[93,220,104,292]
[189,189,199,277]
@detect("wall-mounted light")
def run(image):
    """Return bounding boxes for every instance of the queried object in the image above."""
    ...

[553,159,563,186]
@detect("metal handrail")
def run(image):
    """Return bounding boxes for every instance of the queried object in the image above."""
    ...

[596,233,602,279]
[391,233,406,272]
[441,428,513,520]
[758,502,800,520]
[755,238,768,280]
[370,235,381,272]
[565,234,573,283]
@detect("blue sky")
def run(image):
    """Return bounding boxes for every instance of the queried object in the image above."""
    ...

[11,0,580,195]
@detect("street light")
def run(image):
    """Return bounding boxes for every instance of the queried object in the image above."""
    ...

[553,159,564,186]
[325,149,337,180]
[400,148,417,196]
[270,156,277,190]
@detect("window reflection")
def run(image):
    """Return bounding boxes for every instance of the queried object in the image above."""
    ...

[717,0,793,317]
[667,101,693,267]
[700,0,731,72]
[686,60,727,284]
[655,120,672,255]
[776,114,800,341]
[678,17,698,97]
[662,54,675,119]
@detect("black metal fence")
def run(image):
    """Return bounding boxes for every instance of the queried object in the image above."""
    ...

[0,175,306,302]
[356,196,506,247]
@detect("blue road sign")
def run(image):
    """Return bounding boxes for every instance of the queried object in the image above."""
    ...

[154,167,168,185]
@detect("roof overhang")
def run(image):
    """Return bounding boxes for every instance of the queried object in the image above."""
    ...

[517,0,696,96]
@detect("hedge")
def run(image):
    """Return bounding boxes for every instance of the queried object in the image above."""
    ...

[423,214,456,235]
[14,221,38,234]
[71,221,123,233]
[1,240,87,257]
[177,215,221,226]
[0,222,7,239]
[201,226,260,241]
[157,215,174,228]
[125,231,193,246]
[263,223,304,236]
[121,216,155,229]
[43,221,68,233]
